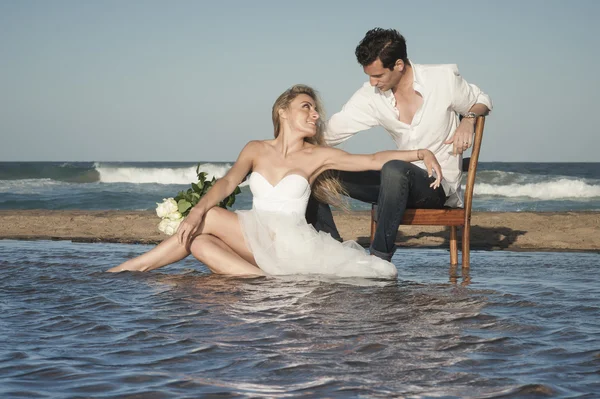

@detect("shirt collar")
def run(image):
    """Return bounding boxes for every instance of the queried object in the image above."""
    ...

[410,60,425,93]
[376,59,423,98]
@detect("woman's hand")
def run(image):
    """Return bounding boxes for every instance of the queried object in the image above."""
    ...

[418,149,443,189]
[176,207,206,246]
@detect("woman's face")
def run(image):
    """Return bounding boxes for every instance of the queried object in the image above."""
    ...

[281,94,320,137]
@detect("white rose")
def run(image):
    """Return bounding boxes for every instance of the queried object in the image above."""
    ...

[158,217,182,236]
[157,218,170,234]
[164,218,183,236]
[167,211,183,221]
[156,198,178,218]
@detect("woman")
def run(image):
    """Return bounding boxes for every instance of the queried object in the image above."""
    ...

[108,85,442,278]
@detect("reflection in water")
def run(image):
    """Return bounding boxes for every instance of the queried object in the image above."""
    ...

[449,264,472,287]
[1,240,599,398]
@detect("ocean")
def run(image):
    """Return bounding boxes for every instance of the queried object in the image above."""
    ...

[2,162,599,397]
[1,240,599,398]
[1,161,599,212]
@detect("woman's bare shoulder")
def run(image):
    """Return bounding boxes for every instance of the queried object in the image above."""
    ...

[242,139,275,152]
[306,144,343,157]
[303,142,330,153]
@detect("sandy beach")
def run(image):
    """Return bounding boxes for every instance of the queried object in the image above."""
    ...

[0,210,598,252]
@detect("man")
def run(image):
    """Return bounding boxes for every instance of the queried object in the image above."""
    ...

[307,28,492,261]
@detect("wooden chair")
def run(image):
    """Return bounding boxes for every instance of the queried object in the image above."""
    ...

[370,116,485,267]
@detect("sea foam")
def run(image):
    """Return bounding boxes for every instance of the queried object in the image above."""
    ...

[0,178,62,194]
[95,162,232,184]
[474,178,600,200]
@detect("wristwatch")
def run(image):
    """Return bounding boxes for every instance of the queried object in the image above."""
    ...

[463,112,478,119]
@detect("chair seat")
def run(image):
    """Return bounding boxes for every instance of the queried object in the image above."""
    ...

[372,206,466,225]
[401,208,465,225]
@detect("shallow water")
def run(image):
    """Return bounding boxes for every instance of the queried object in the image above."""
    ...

[1,240,599,398]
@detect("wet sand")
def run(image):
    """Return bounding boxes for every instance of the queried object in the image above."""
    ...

[1,210,598,252]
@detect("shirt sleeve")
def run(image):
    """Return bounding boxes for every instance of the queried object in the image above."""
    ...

[449,65,493,115]
[324,87,380,146]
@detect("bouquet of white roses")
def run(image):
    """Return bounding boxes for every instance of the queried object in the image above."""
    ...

[156,165,241,235]
[155,198,183,235]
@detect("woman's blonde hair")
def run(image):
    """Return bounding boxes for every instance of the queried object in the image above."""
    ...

[271,84,348,208]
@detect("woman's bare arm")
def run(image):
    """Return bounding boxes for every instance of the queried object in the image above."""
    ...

[191,141,257,213]
[316,147,443,189]
[177,141,258,244]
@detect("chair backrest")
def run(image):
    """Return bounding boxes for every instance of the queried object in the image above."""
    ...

[462,116,485,215]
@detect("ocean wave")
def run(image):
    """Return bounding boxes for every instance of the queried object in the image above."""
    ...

[95,162,232,184]
[476,170,532,185]
[0,162,99,183]
[475,169,600,186]
[474,178,600,199]
[0,178,64,194]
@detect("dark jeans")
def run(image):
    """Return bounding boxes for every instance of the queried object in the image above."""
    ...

[306,160,447,260]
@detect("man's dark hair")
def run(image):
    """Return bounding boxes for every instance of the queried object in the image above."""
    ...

[355,28,408,70]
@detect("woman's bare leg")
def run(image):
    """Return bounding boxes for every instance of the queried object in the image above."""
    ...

[107,235,190,272]
[107,207,259,274]
[198,207,257,265]
[190,234,263,276]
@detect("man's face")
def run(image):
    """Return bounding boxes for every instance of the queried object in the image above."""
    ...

[363,58,403,92]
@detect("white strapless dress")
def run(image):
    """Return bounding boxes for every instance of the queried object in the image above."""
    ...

[235,172,398,279]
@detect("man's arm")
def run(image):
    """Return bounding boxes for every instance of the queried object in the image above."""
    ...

[445,67,493,155]
[325,86,379,146]
[467,102,490,116]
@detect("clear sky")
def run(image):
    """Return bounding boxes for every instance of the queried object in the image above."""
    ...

[1,0,598,162]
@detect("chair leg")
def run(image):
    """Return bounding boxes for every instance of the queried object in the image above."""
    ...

[450,226,458,265]
[462,221,470,268]
[370,204,377,243]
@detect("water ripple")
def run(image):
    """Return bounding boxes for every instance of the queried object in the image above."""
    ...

[1,240,599,397]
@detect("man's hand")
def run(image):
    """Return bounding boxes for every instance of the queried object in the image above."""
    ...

[419,149,443,189]
[444,118,475,156]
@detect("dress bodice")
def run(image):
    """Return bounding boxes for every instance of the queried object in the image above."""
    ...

[249,172,310,215]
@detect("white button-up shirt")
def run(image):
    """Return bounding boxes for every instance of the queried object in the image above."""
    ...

[325,62,493,207]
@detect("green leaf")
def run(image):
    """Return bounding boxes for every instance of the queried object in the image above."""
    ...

[174,190,185,202]
[178,199,192,214]
[163,167,242,217]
